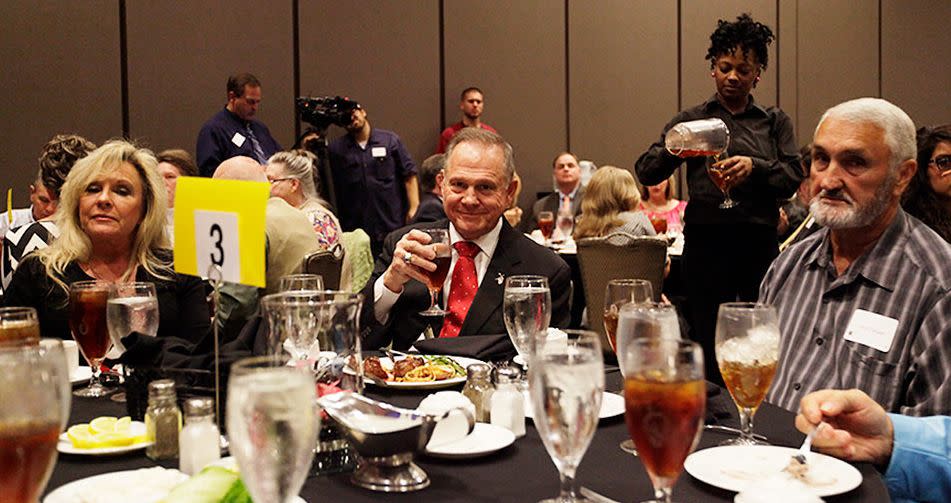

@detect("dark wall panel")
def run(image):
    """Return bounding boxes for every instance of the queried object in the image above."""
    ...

[299,0,440,168]
[881,0,951,128]
[444,0,566,209]
[681,1,778,110]
[568,0,679,170]
[1,1,122,193]
[796,0,879,142]
[126,1,295,157]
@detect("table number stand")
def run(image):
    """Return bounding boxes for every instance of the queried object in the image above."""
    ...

[207,263,224,434]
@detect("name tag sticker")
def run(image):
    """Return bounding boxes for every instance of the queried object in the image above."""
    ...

[843,309,898,352]
[231,132,246,147]
[371,147,387,158]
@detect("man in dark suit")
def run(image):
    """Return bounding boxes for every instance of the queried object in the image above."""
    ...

[363,128,571,351]
[523,151,585,233]
[409,153,447,225]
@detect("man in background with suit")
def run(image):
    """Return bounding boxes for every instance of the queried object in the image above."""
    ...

[410,153,447,224]
[364,128,571,351]
[524,151,585,233]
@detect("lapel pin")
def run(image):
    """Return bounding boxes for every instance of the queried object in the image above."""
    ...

[496,273,505,285]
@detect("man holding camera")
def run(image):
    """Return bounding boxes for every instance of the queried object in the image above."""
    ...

[328,105,419,256]
[196,73,281,177]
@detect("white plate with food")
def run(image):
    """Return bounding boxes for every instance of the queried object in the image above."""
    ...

[57,420,150,456]
[524,391,625,420]
[684,445,863,497]
[425,422,516,459]
[70,366,92,385]
[362,354,482,390]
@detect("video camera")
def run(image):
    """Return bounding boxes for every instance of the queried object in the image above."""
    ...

[295,96,360,130]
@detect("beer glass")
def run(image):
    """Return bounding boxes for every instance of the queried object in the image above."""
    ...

[69,280,113,397]
[715,302,780,445]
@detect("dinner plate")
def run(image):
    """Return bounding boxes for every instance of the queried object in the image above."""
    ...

[364,355,484,390]
[684,445,863,497]
[44,467,189,503]
[425,422,516,459]
[44,465,307,502]
[524,391,625,420]
[70,366,92,384]
[57,421,151,455]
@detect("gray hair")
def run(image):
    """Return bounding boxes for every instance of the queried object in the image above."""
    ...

[267,149,320,200]
[815,97,917,170]
[445,128,515,182]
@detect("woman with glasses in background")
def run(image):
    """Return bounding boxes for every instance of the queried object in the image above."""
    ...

[902,124,951,242]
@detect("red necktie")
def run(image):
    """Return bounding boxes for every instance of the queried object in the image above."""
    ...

[562,194,571,214]
[439,241,480,338]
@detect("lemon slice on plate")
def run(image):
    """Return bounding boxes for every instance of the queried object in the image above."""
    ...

[67,416,144,449]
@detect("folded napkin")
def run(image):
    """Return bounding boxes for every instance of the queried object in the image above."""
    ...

[413,334,516,362]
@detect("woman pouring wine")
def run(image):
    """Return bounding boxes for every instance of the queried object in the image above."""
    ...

[634,13,802,384]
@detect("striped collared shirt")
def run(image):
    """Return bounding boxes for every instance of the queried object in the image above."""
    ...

[761,209,951,416]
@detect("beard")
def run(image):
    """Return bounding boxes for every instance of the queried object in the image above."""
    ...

[810,173,896,229]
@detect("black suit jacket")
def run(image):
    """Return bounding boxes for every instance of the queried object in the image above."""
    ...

[522,186,585,233]
[361,219,572,351]
[409,192,447,225]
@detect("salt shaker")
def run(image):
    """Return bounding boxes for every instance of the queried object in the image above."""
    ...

[461,363,494,422]
[145,379,181,460]
[179,397,221,475]
[490,364,525,437]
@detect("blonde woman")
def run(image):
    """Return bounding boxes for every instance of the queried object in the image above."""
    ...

[3,140,209,349]
[573,166,656,240]
[265,149,343,250]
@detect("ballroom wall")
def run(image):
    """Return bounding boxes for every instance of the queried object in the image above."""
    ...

[2,0,949,212]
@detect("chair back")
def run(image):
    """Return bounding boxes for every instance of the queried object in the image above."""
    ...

[575,232,667,344]
[302,244,346,290]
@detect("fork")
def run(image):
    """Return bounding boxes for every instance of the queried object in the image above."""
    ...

[792,422,824,465]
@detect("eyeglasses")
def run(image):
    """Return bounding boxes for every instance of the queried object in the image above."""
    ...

[929,155,951,173]
[268,177,294,185]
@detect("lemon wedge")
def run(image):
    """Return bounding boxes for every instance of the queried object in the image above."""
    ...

[68,416,141,449]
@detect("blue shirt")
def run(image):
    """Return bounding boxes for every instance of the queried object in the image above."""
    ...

[886,414,951,502]
[196,108,281,176]
[328,128,417,243]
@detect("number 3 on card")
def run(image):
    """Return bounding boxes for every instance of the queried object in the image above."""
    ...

[194,211,239,281]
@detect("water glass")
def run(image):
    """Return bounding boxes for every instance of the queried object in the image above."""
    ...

[603,279,654,352]
[227,356,319,503]
[503,275,551,359]
[279,274,324,292]
[530,330,604,503]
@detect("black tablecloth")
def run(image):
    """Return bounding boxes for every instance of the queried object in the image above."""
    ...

[47,372,889,502]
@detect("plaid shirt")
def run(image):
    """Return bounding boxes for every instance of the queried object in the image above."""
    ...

[761,209,951,416]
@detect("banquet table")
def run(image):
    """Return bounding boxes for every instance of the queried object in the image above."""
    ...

[46,369,889,502]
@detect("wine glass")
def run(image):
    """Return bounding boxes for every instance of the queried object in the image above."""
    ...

[227,355,319,503]
[419,228,451,316]
[603,279,654,353]
[555,209,575,244]
[715,302,780,446]
[530,330,604,503]
[0,340,70,501]
[620,338,705,503]
[503,275,551,361]
[107,282,159,403]
[707,156,737,209]
[279,273,324,292]
[664,118,734,209]
[538,211,555,245]
[0,306,41,346]
[69,280,114,398]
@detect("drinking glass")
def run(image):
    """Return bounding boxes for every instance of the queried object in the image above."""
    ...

[262,291,364,392]
[663,118,735,209]
[227,356,319,503]
[538,211,555,245]
[530,331,604,503]
[603,279,654,353]
[279,273,324,292]
[0,340,70,502]
[419,228,451,316]
[715,302,780,446]
[620,338,705,503]
[0,306,41,346]
[707,157,738,209]
[556,209,575,244]
[612,300,680,455]
[106,282,159,403]
[503,275,552,360]
[69,280,113,398]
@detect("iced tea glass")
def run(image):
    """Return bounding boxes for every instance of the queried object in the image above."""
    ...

[69,280,113,398]
[419,228,451,316]
[0,307,41,346]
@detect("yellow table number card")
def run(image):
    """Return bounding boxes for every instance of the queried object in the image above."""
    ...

[173,177,269,287]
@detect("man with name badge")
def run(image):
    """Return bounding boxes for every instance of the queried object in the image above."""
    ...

[761,98,951,416]
[363,128,571,351]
